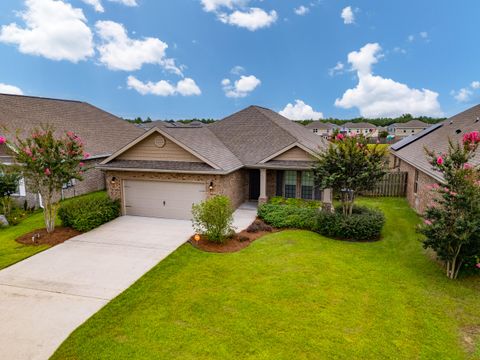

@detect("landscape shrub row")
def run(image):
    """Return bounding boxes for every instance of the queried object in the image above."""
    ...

[258,201,385,241]
[58,192,120,232]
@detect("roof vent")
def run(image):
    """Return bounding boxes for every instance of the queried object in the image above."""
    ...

[449,120,454,125]
[456,129,462,134]
[476,117,479,123]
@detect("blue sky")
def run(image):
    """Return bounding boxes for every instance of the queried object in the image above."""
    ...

[0,0,478,120]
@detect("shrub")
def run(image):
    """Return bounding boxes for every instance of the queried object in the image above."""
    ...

[192,195,234,244]
[6,207,30,226]
[246,219,273,233]
[258,203,318,230]
[58,192,120,232]
[315,206,385,241]
[259,200,385,242]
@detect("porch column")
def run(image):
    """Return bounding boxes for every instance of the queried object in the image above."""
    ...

[259,168,268,204]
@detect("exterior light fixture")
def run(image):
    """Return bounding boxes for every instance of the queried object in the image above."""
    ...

[209,181,214,191]
[111,176,117,185]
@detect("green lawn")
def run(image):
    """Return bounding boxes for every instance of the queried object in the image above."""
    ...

[0,191,105,270]
[0,210,50,269]
[52,198,479,359]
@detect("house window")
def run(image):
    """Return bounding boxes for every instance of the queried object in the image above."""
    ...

[414,170,419,194]
[284,170,297,198]
[11,177,26,197]
[301,171,314,199]
[62,179,76,189]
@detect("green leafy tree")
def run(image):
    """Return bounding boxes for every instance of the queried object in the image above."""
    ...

[420,131,480,279]
[314,133,387,215]
[5,126,88,233]
[379,130,389,139]
[0,168,20,216]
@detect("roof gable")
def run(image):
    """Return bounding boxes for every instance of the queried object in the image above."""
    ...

[101,127,220,169]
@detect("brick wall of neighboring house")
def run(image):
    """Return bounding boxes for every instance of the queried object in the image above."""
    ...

[11,157,106,209]
[396,157,439,214]
[104,169,250,211]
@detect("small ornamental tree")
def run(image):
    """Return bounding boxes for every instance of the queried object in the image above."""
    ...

[420,131,480,279]
[4,127,89,233]
[314,133,387,215]
[0,166,20,216]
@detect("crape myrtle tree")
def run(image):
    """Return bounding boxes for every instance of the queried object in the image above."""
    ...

[314,133,387,215]
[3,127,89,233]
[420,131,480,279]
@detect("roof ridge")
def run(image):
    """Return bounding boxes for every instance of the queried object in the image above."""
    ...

[252,106,301,142]
[0,93,83,103]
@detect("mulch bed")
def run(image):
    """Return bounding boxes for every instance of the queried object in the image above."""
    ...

[189,219,277,253]
[16,227,82,246]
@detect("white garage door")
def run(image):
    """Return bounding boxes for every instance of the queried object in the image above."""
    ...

[124,180,206,220]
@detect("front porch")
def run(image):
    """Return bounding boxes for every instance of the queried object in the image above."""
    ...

[246,167,332,204]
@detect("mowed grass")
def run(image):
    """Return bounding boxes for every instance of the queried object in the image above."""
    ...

[0,191,105,270]
[0,210,49,269]
[52,198,480,360]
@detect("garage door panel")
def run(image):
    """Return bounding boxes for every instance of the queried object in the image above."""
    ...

[124,180,206,220]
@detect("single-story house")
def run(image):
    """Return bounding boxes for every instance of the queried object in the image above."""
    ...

[305,121,340,139]
[387,120,429,138]
[0,93,144,207]
[340,122,378,138]
[98,106,331,220]
[390,104,480,213]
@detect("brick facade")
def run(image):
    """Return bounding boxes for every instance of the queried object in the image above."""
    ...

[394,157,439,214]
[105,169,250,212]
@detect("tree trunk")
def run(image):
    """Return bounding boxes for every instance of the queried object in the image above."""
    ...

[42,190,58,233]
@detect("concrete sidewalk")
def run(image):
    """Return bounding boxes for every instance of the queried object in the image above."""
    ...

[0,207,257,360]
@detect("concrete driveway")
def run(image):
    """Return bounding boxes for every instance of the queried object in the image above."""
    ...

[0,216,193,360]
[0,207,256,360]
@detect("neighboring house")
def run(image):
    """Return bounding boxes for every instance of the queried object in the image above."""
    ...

[387,120,429,138]
[390,104,480,213]
[98,106,331,220]
[305,121,340,139]
[340,122,378,138]
[0,93,144,207]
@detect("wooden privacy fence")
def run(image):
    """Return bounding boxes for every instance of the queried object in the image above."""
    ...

[362,171,408,197]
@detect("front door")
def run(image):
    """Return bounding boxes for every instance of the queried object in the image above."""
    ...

[249,169,260,200]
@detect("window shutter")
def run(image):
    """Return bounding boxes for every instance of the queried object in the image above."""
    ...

[18,178,26,196]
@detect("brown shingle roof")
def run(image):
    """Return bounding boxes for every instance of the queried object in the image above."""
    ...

[0,94,144,157]
[305,121,340,130]
[208,106,328,165]
[342,122,377,129]
[391,120,428,129]
[392,104,480,181]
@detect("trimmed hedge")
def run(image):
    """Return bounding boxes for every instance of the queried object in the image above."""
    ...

[258,201,385,242]
[315,206,385,241]
[58,192,120,232]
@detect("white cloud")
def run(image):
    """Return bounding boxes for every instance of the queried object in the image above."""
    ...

[407,34,415,42]
[420,31,428,39]
[279,100,323,120]
[451,81,480,103]
[0,83,23,95]
[81,0,104,12]
[95,20,181,74]
[329,61,344,76]
[0,0,94,62]
[335,42,443,118]
[294,5,309,16]
[127,75,201,96]
[452,88,472,103]
[200,0,245,12]
[81,0,137,12]
[219,8,277,31]
[393,47,407,54]
[230,65,245,75]
[222,74,260,98]
[341,6,354,24]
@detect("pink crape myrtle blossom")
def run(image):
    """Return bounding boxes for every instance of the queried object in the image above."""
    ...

[336,134,344,141]
[462,131,480,145]
[83,152,90,159]
[424,219,433,226]
[44,168,51,176]
[476,263,480,269]
[0,136,6,145]
[463,163,473,170]
[436,156,444,165]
